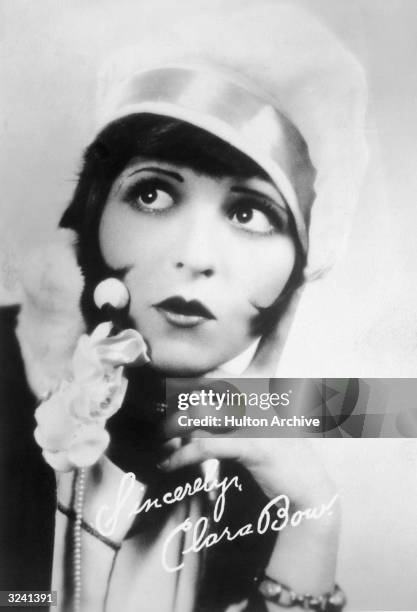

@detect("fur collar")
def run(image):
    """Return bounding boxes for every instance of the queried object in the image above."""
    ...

[15,230,85,399]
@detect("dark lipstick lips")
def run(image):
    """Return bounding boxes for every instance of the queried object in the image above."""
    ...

[155,296,215,319]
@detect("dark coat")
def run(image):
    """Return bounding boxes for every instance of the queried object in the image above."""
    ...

[0,306,55,608]
[0,306,272,612]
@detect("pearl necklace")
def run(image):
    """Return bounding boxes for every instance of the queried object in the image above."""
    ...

[73,468,86,612]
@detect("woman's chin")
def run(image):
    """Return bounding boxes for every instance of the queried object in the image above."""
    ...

[147,342,221,378]
[150,357,212,378]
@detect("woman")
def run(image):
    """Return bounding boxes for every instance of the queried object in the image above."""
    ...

[0,3,367,611]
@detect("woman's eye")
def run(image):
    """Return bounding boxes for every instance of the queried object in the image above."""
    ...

[230,205,276,234]
[134,183,174,211]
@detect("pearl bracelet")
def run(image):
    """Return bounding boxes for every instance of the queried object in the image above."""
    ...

[256,573,346,611]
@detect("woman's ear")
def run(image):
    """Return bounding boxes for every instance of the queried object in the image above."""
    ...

[243,285,304,377]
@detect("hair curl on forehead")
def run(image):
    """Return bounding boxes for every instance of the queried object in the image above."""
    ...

[60,113,306,333]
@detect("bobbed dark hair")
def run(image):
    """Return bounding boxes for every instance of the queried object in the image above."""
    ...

[60,113,306,336]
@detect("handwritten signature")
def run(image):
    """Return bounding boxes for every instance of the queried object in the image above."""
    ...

[95,468,338,573]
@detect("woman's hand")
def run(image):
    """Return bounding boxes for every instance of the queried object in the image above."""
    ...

[161,419,341,606]
[161,419,341,608]
[160,425,336,511]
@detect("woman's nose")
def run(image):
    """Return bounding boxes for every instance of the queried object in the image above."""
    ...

[172,214,219,278]
[174,260,214,277]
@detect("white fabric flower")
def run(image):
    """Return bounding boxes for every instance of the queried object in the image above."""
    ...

[34,322,149,471]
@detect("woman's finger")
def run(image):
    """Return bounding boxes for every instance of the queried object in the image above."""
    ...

[160,437,183,452]
[159,430,247,471]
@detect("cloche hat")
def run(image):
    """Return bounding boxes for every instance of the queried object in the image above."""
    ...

[94,1,368,278]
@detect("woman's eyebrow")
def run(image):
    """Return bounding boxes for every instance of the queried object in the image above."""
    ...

[127,167,184,182]
[230,186,287,212]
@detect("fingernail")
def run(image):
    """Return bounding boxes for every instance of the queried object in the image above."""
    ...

[157,459,170,470]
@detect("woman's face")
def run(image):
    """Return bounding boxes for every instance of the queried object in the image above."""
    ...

[99,157,296,375]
